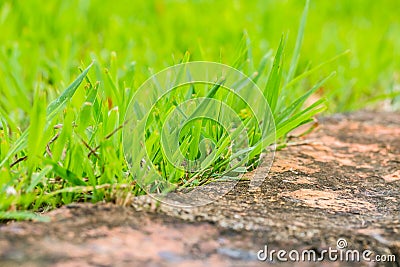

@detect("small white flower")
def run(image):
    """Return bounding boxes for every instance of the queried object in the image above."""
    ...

[5,186,17,196]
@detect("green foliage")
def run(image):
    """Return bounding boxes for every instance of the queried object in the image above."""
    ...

[0,0,398,219]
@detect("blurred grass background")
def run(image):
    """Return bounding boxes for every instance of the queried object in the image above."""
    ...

[1,0,399,112]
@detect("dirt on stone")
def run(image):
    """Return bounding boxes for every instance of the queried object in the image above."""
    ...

[0,111,399,267]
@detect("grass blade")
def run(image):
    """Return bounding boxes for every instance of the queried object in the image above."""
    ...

[47,63,93,120]
[264,36,285,113]
[286,0,309,84]
[0,211,50,222]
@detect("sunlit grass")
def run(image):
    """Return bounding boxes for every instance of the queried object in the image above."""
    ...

[0,0,399,220]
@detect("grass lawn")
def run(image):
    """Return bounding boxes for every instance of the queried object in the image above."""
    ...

[0,0,399,220]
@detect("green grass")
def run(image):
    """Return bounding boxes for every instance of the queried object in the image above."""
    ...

[0,0,399,220]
